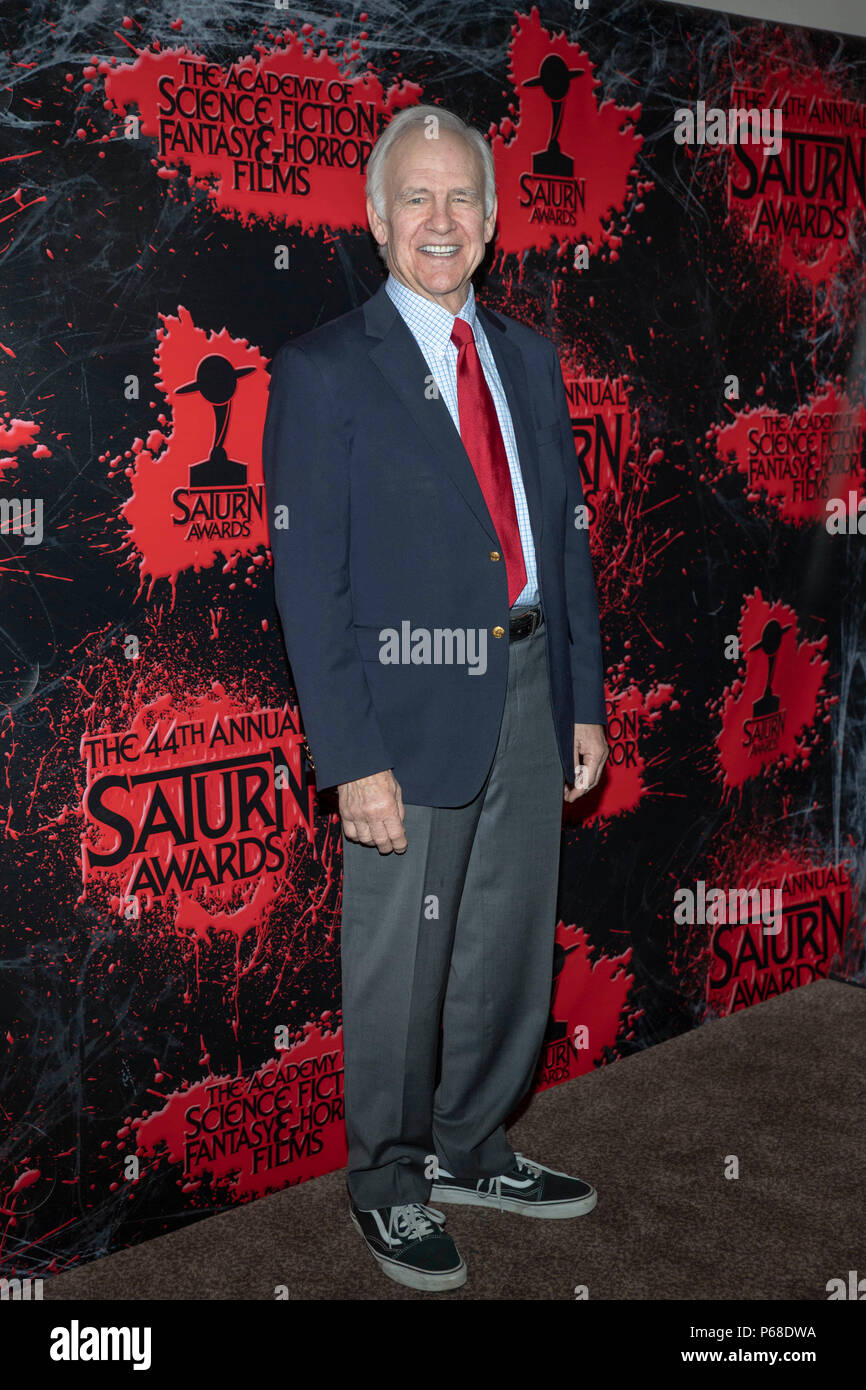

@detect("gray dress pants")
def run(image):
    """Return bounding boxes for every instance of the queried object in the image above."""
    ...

[340,615,565,1209]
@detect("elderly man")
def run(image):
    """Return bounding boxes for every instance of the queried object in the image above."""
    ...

[262,104,608,1292]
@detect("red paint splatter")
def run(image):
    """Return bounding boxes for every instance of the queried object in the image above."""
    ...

[723,65,866,289]
[0,417,41,451]
[708,382,865,526]
[0,415,53,480]
[101,36,422,233]
[489,8,646,261]
[564,372,637,513]
[713,589,830,790]
[704,851,854,1016]
[112,306,271,602]
[79,683,314,942]
[566,680,676,826]
[0,1164,48,1216]
[535,921,638,1089]
[130,1024,346,1200]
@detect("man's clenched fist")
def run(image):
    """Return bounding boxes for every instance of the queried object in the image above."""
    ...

[338,769,408,854]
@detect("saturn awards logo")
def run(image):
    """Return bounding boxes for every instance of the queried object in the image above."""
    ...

[170,352,264,542]
[518,53,587,228]
[742,617,790,757]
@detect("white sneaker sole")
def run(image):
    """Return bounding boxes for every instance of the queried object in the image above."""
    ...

[350,1210,468,1291]
[430,1183,598,1219]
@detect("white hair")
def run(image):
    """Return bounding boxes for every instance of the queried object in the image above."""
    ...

[365,104,497,266]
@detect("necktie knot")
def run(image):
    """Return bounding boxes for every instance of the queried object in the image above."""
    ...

[450,317,475,351]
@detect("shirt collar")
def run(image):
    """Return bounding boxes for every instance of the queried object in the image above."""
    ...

[385,272,478,359]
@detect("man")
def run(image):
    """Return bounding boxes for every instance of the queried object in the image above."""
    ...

[262,104,608,1293]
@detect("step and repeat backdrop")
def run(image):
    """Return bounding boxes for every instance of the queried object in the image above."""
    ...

[1,0,864,1281]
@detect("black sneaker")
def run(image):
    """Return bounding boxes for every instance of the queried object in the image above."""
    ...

[431,1152,597,1219]
[349,1197,467,1291]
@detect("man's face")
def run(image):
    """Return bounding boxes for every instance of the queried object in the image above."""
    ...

[367,127,497,315]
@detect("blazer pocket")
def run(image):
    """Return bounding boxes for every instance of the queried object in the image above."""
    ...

[535,423,561,447]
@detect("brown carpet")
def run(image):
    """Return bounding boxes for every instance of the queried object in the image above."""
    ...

[44,979,865,1300]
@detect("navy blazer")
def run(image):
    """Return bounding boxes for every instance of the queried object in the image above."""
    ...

[262,280,606,806]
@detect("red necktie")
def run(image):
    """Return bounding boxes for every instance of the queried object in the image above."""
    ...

[450,317,527,608]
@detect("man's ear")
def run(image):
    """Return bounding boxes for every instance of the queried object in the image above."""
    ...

[366,196,388,249]
[484,194,498,244]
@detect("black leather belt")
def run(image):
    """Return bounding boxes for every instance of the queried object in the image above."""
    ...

[509,604,542,642]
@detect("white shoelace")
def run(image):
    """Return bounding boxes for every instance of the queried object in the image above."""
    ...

[486,1153,543,1211]
[387,1202,446,1244]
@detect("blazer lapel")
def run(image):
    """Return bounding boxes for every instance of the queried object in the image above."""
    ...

[365,285,497,541]
[364,282,543,554]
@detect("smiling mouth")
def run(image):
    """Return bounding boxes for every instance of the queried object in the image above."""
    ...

[418,245,461,257]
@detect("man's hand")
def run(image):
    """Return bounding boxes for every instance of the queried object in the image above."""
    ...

[338,769,407,854]
[564,723,609,802]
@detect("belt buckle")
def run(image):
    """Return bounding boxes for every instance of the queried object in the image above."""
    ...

[510,605,540,641]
